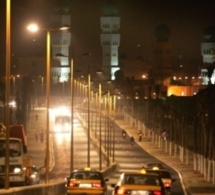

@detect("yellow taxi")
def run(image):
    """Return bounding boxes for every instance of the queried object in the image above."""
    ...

[111,169,167,195]
[65,167,109,195]
[145,167,175,194]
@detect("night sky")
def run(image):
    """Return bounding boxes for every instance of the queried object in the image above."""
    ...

[0,0,215,74]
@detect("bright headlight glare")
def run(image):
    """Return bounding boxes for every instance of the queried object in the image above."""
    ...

[14,167,21,173]
[54,125,62,132]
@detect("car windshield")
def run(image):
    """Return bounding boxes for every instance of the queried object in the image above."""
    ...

[55,116,70,124]
[0,140,21,157]
[123,174,162,186]
[72,172,101,180]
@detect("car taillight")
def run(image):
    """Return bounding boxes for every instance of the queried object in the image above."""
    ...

[68,180,78,187]
[152,191,162,195]
[92,182,102,188]
[164,182,171,188]
[114,186,127,195]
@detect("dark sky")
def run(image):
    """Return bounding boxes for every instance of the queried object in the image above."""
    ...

[1,0,215,74]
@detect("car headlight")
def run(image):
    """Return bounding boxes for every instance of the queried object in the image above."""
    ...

[31,174,36,178]
[14,167,21,173]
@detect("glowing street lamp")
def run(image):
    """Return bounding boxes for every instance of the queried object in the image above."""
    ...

[5,0,11,189]
[27,23,69,183]
[70,59,74,173]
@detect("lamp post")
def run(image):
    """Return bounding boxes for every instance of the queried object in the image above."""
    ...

[45,30,51,183]
[82,52,92,168]
[5,0,11,189]
[99,83,102,170]
[70,59,74,173]
[107,91,110,167]
[87,69,91,167]
[112,94,116,163]
[27,23,69,183]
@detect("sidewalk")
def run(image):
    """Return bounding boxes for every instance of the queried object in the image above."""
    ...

[115,119,215,195]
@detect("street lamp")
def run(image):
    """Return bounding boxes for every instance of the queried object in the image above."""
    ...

[98,83,102,170]
[5,0,11,189]
[70,59,74,173]
[87,68,91,167]
[112,94,116,163]
[27,23,69,183]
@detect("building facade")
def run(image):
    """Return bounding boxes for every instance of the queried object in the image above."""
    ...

[100,0,120,80]
[50,5,71,84]
[200,26,215,85]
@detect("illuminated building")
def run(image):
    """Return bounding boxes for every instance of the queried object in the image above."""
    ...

[200,25,215,85]
[100,0,120,80]
[50,4,71,84]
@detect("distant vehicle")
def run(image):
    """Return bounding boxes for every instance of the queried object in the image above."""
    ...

[111,170,167,195]
[52,106,71,133]
[143,162,165,169]
[145,168,175,194]
[65,167,109,195]
[54,115,71,133]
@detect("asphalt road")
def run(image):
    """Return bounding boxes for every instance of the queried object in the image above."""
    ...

[106,123,186,195]
[0,106,188,194]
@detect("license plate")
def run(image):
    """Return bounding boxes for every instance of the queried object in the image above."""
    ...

[79,183,92,187]
[131,190,149,195]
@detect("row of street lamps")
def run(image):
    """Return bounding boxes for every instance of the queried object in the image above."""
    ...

[27,23,117,183]
[4,0,117,187]
[70,71,117,170]
[27,23,70,183]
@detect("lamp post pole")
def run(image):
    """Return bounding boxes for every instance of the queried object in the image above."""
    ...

[99,83,102,170]
[70,59,74,173]
[5,0,11,189]
[45,30,51,184]
[107,91,110,167]
[87,71,91,167]
[26,23,69,184]
[112,94,116,163]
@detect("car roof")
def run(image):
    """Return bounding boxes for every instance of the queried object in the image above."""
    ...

[72,169,101,173]
[146,169,171,178]
[122,172,162,178]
